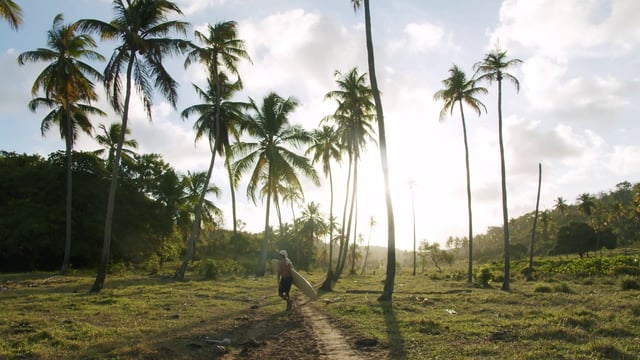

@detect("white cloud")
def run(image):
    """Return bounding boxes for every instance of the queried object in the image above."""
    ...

[175,0,226,16]
[489,0,640,59]
[522,55,634,117]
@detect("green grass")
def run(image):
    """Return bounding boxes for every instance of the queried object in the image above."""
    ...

[0,265,297,359]
[320,271,640,359]
[1,262,639,359]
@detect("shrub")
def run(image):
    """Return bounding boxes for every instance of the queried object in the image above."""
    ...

[198,259,221,280]
[611,266,640,276]
[108,262,127,276]
[619,276,640,291]
[475,266,493,287]
[534,285,553,293]
[553,283,574,294]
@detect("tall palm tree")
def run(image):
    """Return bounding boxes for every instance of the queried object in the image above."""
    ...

[178,20,251,279]
[577,193,596,217]
[0,0,22,30]
[94,122,138,169]
[178,77,247,279]
[434,64,487,283]
[299,202,328,270]
[177,170,222,257]
[360,216,376,274]
[307,125,343,291]
[474,47,523,291]
[232,92,319,277]
[554,196,568,216]
[351,0,396,301]
[76,0,190,292]
[324,67,376,280]
[17,14,104,275]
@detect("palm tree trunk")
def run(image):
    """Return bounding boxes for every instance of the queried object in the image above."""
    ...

[91,56,135,293]
[336,157,357,279]
[363,0,396,301]
[335,154,353,279]
[225,151,239,260]
[320,167,335,291]
[350,194,359,274]
[527,163,542,281]
[176,133,218,280]
[60,94,73,275]
[459,101,474,283]
[497,79,511,291]
[257,177,273,277]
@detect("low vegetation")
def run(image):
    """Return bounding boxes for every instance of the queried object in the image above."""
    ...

[2,254,639,359]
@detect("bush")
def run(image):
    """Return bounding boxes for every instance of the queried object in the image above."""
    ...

[534,285,553,293]
[619,276,640,291]
[611,266,640,276]
[198,258,244,280]
[553,283,574,294]
[475,266,493,288]
[108,262,128,276]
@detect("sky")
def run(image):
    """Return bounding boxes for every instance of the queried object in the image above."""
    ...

[1,0,640,251]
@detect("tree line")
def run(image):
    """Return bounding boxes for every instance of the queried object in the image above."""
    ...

[445,181,640,262]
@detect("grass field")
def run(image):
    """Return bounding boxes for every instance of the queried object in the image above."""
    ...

[1,260,639,359]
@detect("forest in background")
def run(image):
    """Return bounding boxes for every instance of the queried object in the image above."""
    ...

[2,149,639,275]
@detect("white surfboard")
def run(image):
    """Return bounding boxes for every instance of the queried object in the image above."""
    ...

[271,258,316,300]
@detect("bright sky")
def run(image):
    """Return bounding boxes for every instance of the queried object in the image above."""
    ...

[1,0,639,251]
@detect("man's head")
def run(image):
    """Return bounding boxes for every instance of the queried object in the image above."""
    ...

[279,249,288,258]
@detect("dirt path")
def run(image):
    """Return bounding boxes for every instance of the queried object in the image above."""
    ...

[214,294,384,359]
[297,299,365,359]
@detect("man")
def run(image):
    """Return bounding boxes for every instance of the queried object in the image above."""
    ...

[277,249,294,310]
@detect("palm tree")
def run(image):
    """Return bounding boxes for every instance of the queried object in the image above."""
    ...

[474,47,522,291]
[76,0,190,292]
[351,0,397,301]
[577,193,596,217]
[324,67,376,280]
[94,123,138,169]
[360,216,376,274]
[433,64,487,283]
[554,196,568,216]
[232,92,319,276]
[178,77,247,279]
[178,20,251,279]
[0,0,22,30]
[307,125,343,291]
[17,14,105,275]
[299,202,328,270]
[178,170,222,258]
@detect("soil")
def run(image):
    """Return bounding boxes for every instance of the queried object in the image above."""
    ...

[211,295,388,359]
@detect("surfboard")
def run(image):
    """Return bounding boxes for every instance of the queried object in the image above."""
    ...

[271,258,316,301]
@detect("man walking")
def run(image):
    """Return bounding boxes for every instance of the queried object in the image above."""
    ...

[277,249,294,310]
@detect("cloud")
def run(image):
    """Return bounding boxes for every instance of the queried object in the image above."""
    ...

[489,0,640,59]
[521,55,637,120]
[175,0,227,16]
[387,23,445,54]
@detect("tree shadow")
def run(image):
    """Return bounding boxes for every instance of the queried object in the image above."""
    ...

[379,300,406,359]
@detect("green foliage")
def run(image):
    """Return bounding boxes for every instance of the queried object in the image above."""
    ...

[475,265,493,287]
[197,258,243,280]
[534,285,553,293]
[553,282,574,294]
[619,276,640,290]
[198,259,221,279]
[521,255,639,278]
[611,265,640,276]
[0,151,198,272]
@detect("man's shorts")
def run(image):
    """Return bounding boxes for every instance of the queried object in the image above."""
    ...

[279,276,293,294]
